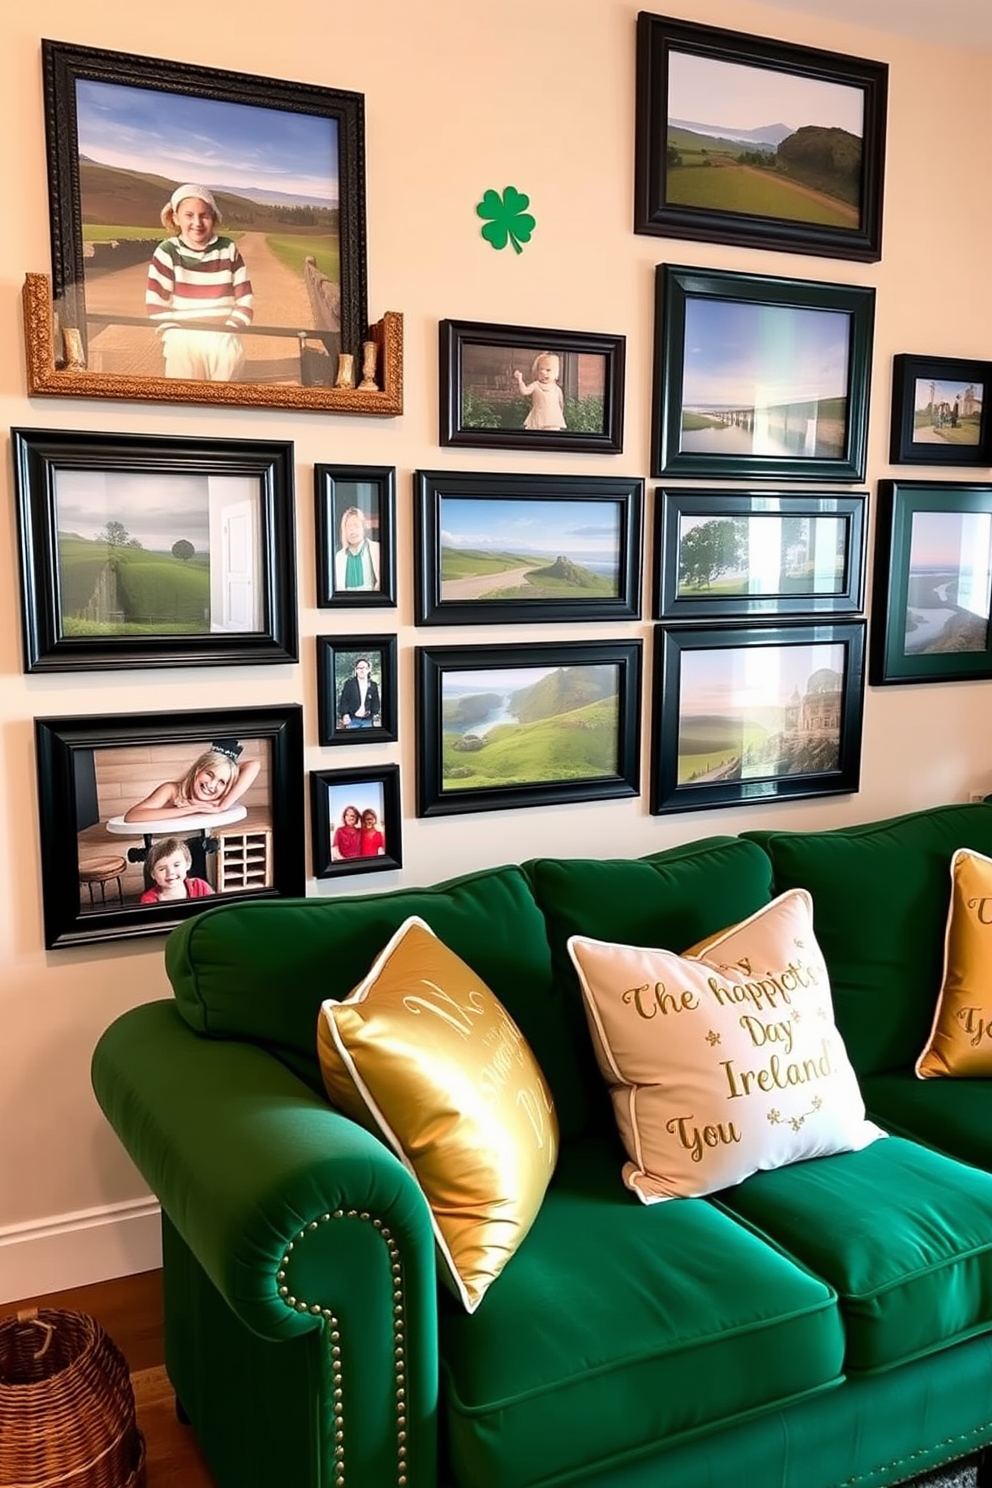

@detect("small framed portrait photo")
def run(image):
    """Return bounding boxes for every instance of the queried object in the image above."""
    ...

[314,464,397,608]
[316,635,398,746]
[889,355,992,466]
[310,763,402,878]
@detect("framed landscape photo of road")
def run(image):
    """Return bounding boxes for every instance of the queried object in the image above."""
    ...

[651,621,866,815]
[310,763,402,878]
[889,355,992,466]
[414,470,642,625]
[654,490,867,621]
[314,464,396,609]
[39,39,368,409]
[634,14,888,262]
[652,264,874,481]
[439,319,625,453]
[316,635,398,746]
[12,428,297,672]
[34,703,304,949]
[869,480,992,686]
[415,640,642,817]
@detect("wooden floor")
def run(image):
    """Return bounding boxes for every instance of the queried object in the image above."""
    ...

[4,1269,217,1487]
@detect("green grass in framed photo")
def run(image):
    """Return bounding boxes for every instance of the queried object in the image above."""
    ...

[650,621,866,814]
[653,489,867,621]
[652,264,874,481]
[870,480,992,685]
[889,355,992,466]
[634,13,888,263]
[415,640,642,816]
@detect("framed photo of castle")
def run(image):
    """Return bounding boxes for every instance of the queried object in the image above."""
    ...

[38,39,370,411]
[650,620,866,814]
[439,319,625,453]
[634,13,888,262]
[889,355,992,466]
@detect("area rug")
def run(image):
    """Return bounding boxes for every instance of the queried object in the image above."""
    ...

[909,1465,978,1488]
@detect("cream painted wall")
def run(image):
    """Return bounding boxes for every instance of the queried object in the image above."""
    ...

[2,0,991,1302]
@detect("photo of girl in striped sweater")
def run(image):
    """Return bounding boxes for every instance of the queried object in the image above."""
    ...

[145,183,254,381]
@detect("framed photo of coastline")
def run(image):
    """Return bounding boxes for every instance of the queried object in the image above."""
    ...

[314,464,397,608]
[650,621,866,814]
[869,480,992,685]
[652,264,874,482]
[413,470,642,625]
[316,635,399,746]
[415,639,642,817]
[12,428,298,672]
[889,355,992,466]
[310,763,402,878]
[634,13,888,262]
[34,704,304,949]
[654,489,867,621]
[439,319,626,453]
[38,39,371,411]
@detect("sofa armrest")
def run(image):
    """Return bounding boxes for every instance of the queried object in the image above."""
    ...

[92,999,438,1488]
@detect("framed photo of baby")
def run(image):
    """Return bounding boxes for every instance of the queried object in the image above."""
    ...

[38,39,369,410]
[310,764,402,879]
[316,635,398,746]
[34,705,304,949]
[314,465,397,608]
[439,320,626,453]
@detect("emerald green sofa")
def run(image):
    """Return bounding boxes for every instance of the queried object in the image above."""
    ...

[91,802,992,1488]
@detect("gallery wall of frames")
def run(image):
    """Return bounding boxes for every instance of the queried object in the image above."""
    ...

[13,16,992,953]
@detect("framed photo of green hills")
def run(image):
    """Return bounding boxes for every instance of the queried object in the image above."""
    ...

[12,429,298,671]
[413,470,643,625]
[416,639,642,817]
[634,13,888,262]
[40,39,368,406]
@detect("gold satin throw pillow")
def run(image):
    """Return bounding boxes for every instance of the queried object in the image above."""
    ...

[568,890,884,1202]
[917,848,992,1079]
[317,916,558,1312]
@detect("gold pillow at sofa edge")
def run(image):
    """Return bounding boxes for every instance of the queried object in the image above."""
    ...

[317,915,558,1313]
[917,848,992,1078]
[567,889,884,1204]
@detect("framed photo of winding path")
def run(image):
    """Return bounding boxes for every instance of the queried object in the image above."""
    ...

[634,14,888,263]
[413,470,642,625]
[39,39,369,409]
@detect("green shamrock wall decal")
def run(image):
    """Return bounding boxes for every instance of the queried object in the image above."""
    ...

[476,186,536,254]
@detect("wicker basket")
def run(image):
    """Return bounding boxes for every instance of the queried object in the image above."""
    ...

[0,1309,146,1488]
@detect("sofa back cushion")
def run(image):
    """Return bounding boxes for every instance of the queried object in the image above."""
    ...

[166,864,590,1132]
[745,803,992,1077]
[527,836,775,1128]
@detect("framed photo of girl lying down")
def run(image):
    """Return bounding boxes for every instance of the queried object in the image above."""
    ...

[34,704,304,949]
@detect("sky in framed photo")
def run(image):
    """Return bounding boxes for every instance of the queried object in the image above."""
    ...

[904,509,992,655]
[439,497,621,601]
[73,78,340,378]
[676,512,847,596]
[911,377,984,448]
[680,298,850,459]
[53,468,263,636]
[665,51,863,229]
[676,640,846,785]
[439,662,620,790]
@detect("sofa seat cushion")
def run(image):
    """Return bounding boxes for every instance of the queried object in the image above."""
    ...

[438,1136,843,1488]
[165,863,591,1136]
[744,802,992,1077]
[863,1068,992,1170]
[718,1136,992,1375]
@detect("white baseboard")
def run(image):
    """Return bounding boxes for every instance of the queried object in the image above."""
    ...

[0,1199,162,1307]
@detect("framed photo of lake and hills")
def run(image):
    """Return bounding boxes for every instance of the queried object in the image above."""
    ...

[634,14,888,262]
[870,480,992,686]
[652,264,874,482]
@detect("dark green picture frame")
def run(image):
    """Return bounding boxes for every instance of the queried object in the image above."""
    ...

[869,480,992,685]
[652,263,875,482]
